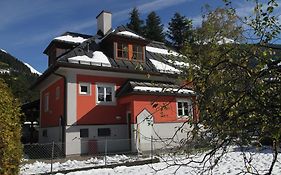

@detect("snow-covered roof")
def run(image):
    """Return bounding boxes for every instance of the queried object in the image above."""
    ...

[24,63,42,75]
[134,86,195,94]
[117,31,144,39]
[166,59,189,68]
[54,35,88,44]
[68,51,111,67]
[0,48,7,54]
[149,59,180,74]
[146,46,181,57]
[0,69,10,74]
[217,38,236,45]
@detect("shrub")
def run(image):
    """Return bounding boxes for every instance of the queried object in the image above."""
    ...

[0,79,22,175]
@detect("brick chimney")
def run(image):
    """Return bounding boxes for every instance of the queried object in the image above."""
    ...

[96,11,112,35]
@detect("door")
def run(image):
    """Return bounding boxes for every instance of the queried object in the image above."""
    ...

[136,109,153,152]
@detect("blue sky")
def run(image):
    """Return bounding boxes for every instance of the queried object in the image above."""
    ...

[0,0,256,73]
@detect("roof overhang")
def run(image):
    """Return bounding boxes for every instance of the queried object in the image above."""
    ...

[30,61,180,90]
[116,80,196,98]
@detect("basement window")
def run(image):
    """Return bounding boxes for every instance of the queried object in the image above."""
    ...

[80,129,89,138]
[42,129,48,137]
[98,128,111,137]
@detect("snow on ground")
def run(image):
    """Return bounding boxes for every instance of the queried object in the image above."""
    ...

[57,148,281,175]
[20,147,281,175]
[68,51,111,67]
[54,35,88,44]
[24,63,42,75]
[20,155,140,175]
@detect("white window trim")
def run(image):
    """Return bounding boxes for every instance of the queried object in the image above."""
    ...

[96,82,116,106]
[44,93,49,112]
[79,82,91,95]
[176,98,193,118]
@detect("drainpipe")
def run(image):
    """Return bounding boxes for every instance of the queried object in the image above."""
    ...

[53,72,67,157]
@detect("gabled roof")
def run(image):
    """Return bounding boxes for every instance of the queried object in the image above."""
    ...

[110,25,146,41]
[43,32,93,54]
[116,80,195,97]
[33,26,191,89]
[53,25,188,75]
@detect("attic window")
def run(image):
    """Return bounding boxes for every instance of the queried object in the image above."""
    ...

[117,43,128,58]
[116,42,144,61]
[132,45,143,61]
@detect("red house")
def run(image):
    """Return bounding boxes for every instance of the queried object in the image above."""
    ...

[33,11,198,155]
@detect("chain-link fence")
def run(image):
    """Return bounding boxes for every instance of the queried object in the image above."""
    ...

[22,138,159,174]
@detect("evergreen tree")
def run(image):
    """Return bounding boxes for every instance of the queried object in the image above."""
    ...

[0,79,22,175]
[166,12,193,51]
[144,11,165,42]
[126,7,144,35]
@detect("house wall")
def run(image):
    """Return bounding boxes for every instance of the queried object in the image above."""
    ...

[131,122,193,152]
[76,75,127,125]
[38,126,62,143]
[41,78,64,127]
[119,95,197,124]
[65,124,130,155]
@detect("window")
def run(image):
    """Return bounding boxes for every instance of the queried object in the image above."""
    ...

[116,42,144,61]
[44,93,49,112]
[98,128,111,137]
[42,129,48,137]
[79,82,91,95]
[177,99,193,118]
[117,42,128,58]
[132,45,143,61]
[80,129,89,138]
[96,83,115,104]
[55,86,60,100]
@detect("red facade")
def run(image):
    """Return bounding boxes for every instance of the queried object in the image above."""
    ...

[41,78,64,127]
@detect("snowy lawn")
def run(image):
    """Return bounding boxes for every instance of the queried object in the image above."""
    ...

[20,147,281,175]
[20,155,143,175]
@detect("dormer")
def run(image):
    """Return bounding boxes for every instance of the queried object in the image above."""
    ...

[44,32,92,67]
[99,26,149,63]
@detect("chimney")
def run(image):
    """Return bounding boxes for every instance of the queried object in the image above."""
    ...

[96,11,112,35]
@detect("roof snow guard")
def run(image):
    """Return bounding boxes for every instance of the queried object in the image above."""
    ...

[117,80,195,97]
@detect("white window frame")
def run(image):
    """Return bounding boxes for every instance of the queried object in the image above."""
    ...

[79,82,91,95]
[44,93,49,112]
[55,86,60,100]
[96,83,116,105]
[176,98,193,118]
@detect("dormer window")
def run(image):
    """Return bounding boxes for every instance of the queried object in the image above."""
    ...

[117,43,129,58]
[115,42,144,61]
[132,45,143,61]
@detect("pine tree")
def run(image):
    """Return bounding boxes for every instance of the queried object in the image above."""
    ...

[166,12,193,51]
[126,7,144,35]
[0,79,22,175]
[144,11,165,42]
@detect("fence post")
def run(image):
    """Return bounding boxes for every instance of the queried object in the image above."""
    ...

[104,137,107,166]
[151,135,153,163]
[51,141,54,174]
